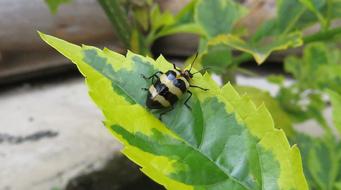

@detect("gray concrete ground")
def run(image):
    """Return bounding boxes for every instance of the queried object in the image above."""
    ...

[0,78,121,190]
[0,74,333,190]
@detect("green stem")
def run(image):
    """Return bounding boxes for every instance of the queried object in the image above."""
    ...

[326,0,333,30]
[97,0,132,48]
[222,68,237,84]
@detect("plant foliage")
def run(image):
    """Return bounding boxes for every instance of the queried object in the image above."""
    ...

[43,0,341,189]
[269,43,341,189]
[40,32,308,190]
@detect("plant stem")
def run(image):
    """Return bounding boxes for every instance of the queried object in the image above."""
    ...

[222,69,237,84]
[97,0,132,48]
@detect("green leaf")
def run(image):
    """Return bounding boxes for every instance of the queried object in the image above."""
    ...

[133,5,150,31]
[235,86,295,137]
[45,0,72,13]
[150,0,205,39]
[150,5,175,32]
[208,32,303,64]
[194,0,247,38]
[39,32,308,190]
[276,86,328,128]
[327,90,341,135]
[284,42,341,93]
[336,182,341,190]
[200,44,233,74]
[299,0,328,28]
[292,134,339,189]
[276,0,306,33]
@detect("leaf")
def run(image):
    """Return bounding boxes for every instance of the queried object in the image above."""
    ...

[150,5,175,32]
[292,134,339,189]
[284,42,341,92]
[152,0,205,39]
[45,0,72,14]
[235,86,295,137]
[200,44,233,74]
[133,5,150,31]
[39,32,308,190]
[299,0,328,28]
[208,32,303,64]
[275,0,306,33]
[336,182,341,190]
[327,90,341,135]
[194,0,247,38]
[276,86,328,128]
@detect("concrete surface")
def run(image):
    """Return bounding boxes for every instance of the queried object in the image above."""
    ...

[0,78,121,190]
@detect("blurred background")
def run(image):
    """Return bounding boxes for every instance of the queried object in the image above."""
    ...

[0,0,340,189]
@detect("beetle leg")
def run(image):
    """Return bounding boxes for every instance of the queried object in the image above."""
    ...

[184,91,193,110]
[141,71,163,80]
[141,88,148,91]
[172,63,182,72]
[159,105,174,120]
[141,71,163,83]
[190,85,209,91]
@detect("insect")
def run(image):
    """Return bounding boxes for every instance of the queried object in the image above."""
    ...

[142,55,208,119]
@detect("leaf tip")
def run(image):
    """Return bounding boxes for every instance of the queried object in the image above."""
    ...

[37,31,48,41]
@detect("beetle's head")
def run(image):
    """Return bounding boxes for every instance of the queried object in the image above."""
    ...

[182,70,193,80]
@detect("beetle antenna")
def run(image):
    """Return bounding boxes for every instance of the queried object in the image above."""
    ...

[189,53,198,72]
[192,67,210,75]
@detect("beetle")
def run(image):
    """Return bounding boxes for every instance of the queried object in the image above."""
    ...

[142,55,208,119]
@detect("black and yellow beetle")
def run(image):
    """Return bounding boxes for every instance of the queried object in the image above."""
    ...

[142,55,208,119]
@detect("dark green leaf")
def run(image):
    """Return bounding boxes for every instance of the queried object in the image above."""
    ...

[201,44,233,74]
[194,0,247,38]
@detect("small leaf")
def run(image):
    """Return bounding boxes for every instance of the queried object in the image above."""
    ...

[39,32,308,190]
[299,0,330,29]
[209,32,303,64]
[45,0,71,13]
[133,6,150,31]
[292,134,339,189]
[150,5,175,32]
[194,0,247,38]
[156,24,205,38]
[201,44,233,74]
[327,90,341,135]
[152,0,205,38]
[284,43,341,93]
